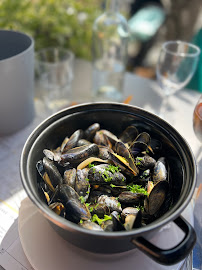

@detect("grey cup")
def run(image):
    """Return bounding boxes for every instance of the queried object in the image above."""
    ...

[0,30,35,135]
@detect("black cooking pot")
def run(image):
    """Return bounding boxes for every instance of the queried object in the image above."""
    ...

[20,103,196,266]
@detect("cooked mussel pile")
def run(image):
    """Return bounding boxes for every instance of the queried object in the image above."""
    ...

[36,123,173,232]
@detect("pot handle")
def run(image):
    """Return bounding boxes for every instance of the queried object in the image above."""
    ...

[131,215,196,265]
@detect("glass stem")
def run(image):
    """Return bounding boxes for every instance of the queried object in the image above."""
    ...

[196,145,202,163]
[159,92,170,119]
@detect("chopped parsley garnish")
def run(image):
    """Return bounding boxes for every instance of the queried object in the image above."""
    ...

[88,163,95,168]
[79,196,85,203]
[136,157,144,161]
[86,203,94,212]
[136,205,144,211]
[91,214,112,226]
[102,165,120,182]
[102,170,113,182]
[105,164,120,173]
[94,203,99,210]
[117,202,121,208]
[110,183,127,189]
[136,157,144,166]
[127,184,148,195]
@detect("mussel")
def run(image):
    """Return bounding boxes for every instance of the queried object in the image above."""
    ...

[60,143,99,164]
[56,184,91,223]
[88,164,126,186]
[36,122,173,232]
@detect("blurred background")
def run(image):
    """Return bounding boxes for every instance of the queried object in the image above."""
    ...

[0,0,201,80]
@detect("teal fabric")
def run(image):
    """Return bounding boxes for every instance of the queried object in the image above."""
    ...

[187,29,202,92]
[128,6,165,42]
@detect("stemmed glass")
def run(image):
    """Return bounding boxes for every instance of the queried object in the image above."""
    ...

[156,40,200,120]
[193,94,202,160]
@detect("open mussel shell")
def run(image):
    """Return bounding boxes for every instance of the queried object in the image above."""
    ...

[152,157,168,184]
[115,141,130,159]
[36,158,62,192]
[42,157,63,186]
[84,123,100,141]
[61,129,83,153]
[110,141,139,176]
[98,145,113,160]
[146,180,154,194]
[56,184,91,223]
[43,149,55,161]
[101,219,114,231]
[77,139,92,147]
[115,141,138,173]
[100,130,119,146]
[80,220,103,231]
[37,182,52,204]
[107,151,131,175]
[147,180,169,216]
[129,132,151,156]
[119,125,139,145]
[121,207,139,218]
[124,210,142,230]
[49,202,65,216]
[111,211,125,231]
[118,191,145,205]
[134,132,151,144]
[93,130,112,148]
[130,141,148,156]
[149,138,162,155]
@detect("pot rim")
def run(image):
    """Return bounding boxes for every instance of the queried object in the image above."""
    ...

[20,102,197,238]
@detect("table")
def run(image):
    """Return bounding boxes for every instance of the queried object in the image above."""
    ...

[0,59,201,270]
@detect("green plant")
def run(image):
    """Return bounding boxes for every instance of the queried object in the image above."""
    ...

[0,0,102,59]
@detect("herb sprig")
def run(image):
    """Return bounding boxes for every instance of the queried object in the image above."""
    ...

[127,184,148,195]
[91,214,112,225]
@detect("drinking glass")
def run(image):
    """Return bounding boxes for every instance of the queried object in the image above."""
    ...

[193,94,202,160]
[156,40,200,119]
[35,47,74,114]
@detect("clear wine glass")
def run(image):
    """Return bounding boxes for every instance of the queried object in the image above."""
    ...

[156,40,200,120]
[193,94,202,161]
